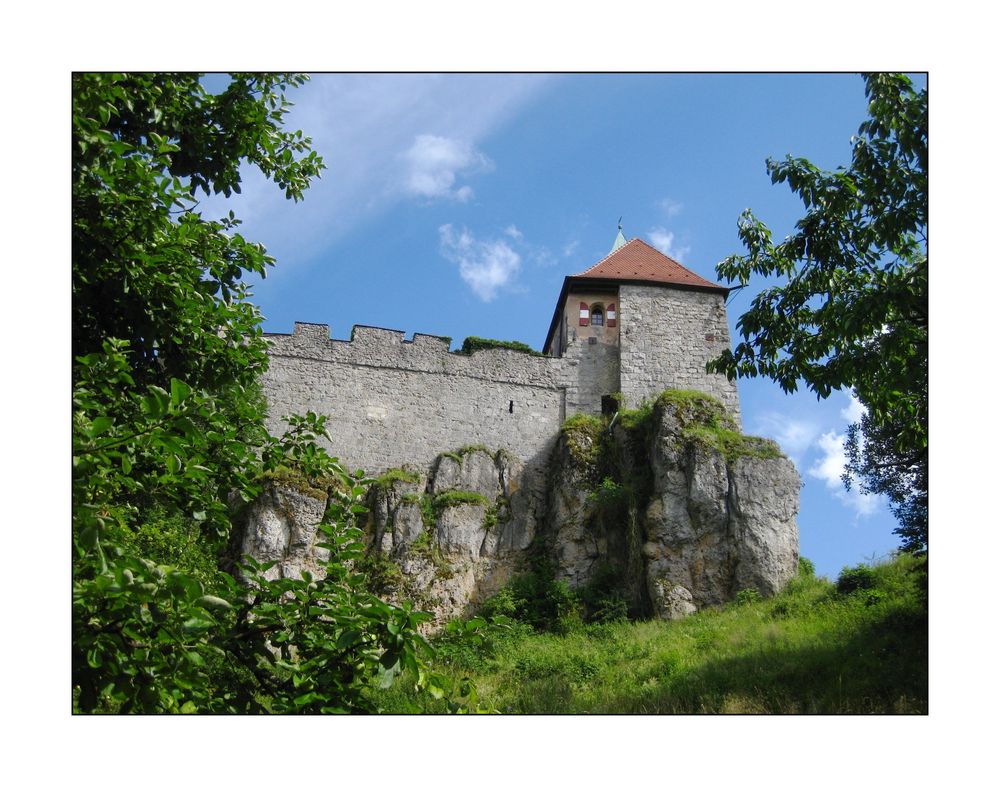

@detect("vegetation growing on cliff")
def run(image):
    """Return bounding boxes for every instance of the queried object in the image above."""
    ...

[458,336,543,356]
[261,464,350,500]
[564,390,785,506]
[433,490,491,511]
[372,467,421,490]
[560,413,605,465]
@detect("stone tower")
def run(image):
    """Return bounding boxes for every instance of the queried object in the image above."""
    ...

[542,231,741,425]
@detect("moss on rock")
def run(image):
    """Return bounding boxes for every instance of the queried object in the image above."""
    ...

[432,490,490,511]
[371,467,420,490]
[560,413,605,465]
[260,465,346,501]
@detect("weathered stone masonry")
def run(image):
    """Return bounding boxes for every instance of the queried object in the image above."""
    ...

[263,323,575,478]
[618,285,740,421]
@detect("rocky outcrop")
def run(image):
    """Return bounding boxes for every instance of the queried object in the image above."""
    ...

[236,391,799,626]
[547,394,799,619]
[239,482,330,582]
[349,448,534,627]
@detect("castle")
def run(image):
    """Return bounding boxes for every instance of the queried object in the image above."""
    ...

[262,230,740,478]
[252,232,800,622]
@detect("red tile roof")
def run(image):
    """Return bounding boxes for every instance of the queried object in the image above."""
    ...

[570,238,726,291]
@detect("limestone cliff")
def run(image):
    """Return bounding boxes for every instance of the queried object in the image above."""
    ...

[236,391,799,626]
[548,392,799,619]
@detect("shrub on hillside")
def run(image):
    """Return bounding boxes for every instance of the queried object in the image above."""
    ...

[837,564,878,594]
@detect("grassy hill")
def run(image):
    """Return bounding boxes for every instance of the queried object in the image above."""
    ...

[369,553,927,714]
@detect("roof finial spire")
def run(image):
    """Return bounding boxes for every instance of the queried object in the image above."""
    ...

[610,218,627,253]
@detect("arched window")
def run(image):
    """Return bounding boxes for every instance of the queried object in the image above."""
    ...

[590,305,604,327]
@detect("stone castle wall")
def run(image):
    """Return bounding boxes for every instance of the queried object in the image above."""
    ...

[263,285,742,479]
[618,286,741,425]
[263,323,574,477]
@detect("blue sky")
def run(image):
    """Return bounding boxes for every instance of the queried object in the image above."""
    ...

[199,72,925,579]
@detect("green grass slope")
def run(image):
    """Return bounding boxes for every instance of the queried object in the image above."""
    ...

[370,553,927,714]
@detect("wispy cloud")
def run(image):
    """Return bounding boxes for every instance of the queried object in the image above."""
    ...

[805,391,879,518]
[808,431,879,517]
[401,134,493,202]
[562,239,580,258]
[840,390,866,424]
[756,391,879,518]
[656,197,683,218]
[751,413,820,468]
[196,74,557,270]
[647,227,691,261]
[439,224,521,302]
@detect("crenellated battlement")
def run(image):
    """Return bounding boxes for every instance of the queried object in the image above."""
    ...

[266,322,572,390]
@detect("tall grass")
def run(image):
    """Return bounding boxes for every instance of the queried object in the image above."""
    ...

[369,553,927,714]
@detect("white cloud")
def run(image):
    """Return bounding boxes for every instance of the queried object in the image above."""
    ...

[402,134,493,201]
[647,227,691,261]
[751,413,820,467]
[840,390,867,424]
[656,197,683,218]
[502,224,557,267]
[809,430,879,517]
[439,224,521,302]
[562,239,580,258]
[195,74,557,269]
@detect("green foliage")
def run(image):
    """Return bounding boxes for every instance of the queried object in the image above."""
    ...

[73,73,323,399]
[372,553,927,714]
[682,425,783,461]
[417,494,437,530]
[616,399,655,430]
[432,490,490,511]
[615,399,658,456]
[586,476,627,510]
[708,74,927,552]
[836,564,878,594]
[357,551,405,595]
[655,389,738,431]
[439,445,494,464]
[261,464,346,500]
[372,467,420,490]
[616,390,783,464]
[798,556,816,578]
[456,444,492,457]
[458,336,543,356]
[560,413,605,466]
[734,588,762,606]
[478,554,581,633]
[72,73,441,714]
[578,565,631,623]
[103,507,225,591]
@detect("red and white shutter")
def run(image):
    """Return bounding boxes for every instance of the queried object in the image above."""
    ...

[607,303,617,328]
[579,302,589,326]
